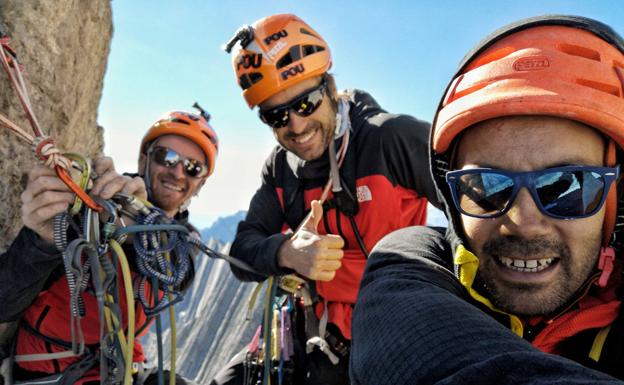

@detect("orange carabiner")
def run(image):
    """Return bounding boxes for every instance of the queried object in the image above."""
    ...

[55,165,103,212]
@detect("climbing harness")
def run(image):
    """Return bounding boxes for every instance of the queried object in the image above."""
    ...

[0,33,259,385]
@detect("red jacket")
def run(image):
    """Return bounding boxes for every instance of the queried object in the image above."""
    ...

[230,90,438,339]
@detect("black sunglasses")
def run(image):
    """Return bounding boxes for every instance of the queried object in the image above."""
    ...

[258,77,327,129]
[446,165,619,220]
[149,146,208,178]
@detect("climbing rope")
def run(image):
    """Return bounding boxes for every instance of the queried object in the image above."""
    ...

[0,34,101,211]
[0,32,262,385]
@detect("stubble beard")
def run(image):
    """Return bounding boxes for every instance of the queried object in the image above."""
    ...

[476,235,600,317]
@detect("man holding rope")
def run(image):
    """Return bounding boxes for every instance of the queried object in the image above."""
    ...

[0,108,218,384]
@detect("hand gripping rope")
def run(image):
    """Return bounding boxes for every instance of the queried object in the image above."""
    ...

[0,33,261,385]
[0,34,102,212]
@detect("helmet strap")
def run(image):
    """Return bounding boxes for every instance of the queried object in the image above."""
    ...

[597,246,616,288]
[597,139,618,288]
[178,198,191,214]
[334,97,351,139]
[602,139,617,246]
[142,145,156,203]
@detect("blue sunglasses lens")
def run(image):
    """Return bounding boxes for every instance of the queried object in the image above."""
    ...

[456,172,514,215]
[454,169,608,218]
[534,170,605,217]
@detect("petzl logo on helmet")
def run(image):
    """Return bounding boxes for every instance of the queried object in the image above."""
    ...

[267,41,287,60]
[264,30,288,45]
[281,64,305,80]
[513,56,550,71]
[237,53,263,71]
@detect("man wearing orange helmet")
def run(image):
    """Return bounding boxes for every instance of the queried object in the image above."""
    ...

[138,107,218,220]
[216,13,438,385]
[0,107,217,384]
[351,15,624,384]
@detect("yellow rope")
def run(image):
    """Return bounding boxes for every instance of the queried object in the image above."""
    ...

[110,239,136,385]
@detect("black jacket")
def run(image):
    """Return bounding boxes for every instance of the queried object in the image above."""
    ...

[230,90,438,340]
[351,226,624,384]
[230,90,438,280]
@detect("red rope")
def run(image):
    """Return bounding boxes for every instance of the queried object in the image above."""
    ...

[0,35,102,212]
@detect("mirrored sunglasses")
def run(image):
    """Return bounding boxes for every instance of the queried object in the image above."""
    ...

[258,77,327,129]
[150,146,208,178]
[445,165,619,220]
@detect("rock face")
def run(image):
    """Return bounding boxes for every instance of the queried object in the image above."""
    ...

[0,0,112,251]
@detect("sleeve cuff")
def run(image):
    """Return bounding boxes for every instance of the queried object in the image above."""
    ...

[266,232,295,276]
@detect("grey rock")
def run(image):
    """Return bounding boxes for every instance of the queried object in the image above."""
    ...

[0,0,112,251]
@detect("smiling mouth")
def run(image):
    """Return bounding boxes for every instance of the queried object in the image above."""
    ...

[292,129,316,145]
[496,256,558,273]
[162,181,184,192]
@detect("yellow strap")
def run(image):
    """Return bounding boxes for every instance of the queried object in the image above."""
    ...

[271,308,280,361]
[262,277,275,385]
[454,245,524,337]
[589,325,612,362]
[247,281,266,320]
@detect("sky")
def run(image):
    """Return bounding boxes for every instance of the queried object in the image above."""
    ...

[98,0,624,229]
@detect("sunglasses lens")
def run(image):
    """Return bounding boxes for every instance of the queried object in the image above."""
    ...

[260,107,289,128]
[259,80,325,129]
[183,159,207,178]
[535,170,605,217]
[152,147,179,167]
[456,172,514,216]
[293,89,324,116]
[151,147,207,178]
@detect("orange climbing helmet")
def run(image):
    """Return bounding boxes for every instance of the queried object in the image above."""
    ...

[432,16,624,154]
[223,13,332,108]
[141,104,219,177]
[430,15,624,246]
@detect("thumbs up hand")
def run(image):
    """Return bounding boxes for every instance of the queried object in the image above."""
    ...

[277,200,345,281]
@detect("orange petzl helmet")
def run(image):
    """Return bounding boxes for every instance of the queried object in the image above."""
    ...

[431,15,624,246]
[223,13,332,108]
[141,107,219,177]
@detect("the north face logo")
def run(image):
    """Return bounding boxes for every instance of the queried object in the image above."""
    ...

[356,185,372,202]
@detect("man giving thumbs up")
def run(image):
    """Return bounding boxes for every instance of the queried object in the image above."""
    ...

[215,13,439,385]
[278,200,345,281]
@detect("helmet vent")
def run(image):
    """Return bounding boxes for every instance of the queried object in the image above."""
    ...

[171,118,190,125]
[277,46,302,69]
[303,45,325,57]
[576,78,620,97]
[300,28,318,38]
[275,44,325,69]
[556,43,601,61]
[239,72,263,90]
[615,65,624,94]
[465,47,515,72]
[202,131,218,148]
[447,82,488,105]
